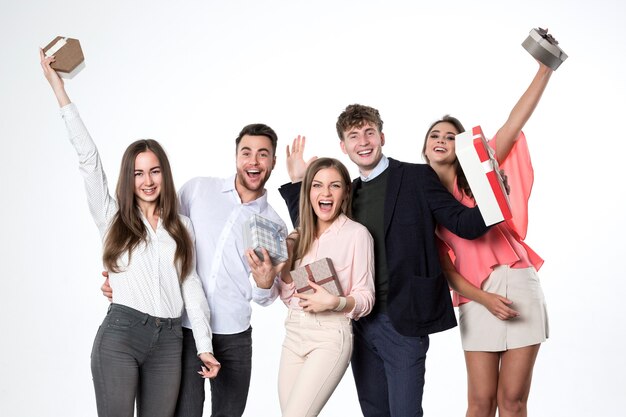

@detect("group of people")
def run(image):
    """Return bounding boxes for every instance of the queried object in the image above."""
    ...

[41,41,553,417]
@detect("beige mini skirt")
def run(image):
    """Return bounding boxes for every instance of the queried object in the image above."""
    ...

[459,265,549,352]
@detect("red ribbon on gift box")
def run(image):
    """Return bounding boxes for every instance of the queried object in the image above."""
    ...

[297,264,338,293]
[471,126,512,221]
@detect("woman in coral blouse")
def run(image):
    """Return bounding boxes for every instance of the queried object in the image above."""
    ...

[422,58,553,417]
[249,157,375,417]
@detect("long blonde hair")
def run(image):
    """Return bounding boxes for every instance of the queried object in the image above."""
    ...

[290,158,352,267]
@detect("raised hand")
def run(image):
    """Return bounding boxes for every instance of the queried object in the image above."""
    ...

[39,48,70,107]
[286,135,317,183]
[197,352,221,379]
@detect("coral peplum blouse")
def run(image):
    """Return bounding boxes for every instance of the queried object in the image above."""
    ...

[437,132,544,306]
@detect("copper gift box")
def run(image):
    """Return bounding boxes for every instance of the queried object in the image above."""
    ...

[43,36,85,79]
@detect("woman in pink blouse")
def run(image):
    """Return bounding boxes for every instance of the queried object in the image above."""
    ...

[276,157,375,416]
[422,59,553,417]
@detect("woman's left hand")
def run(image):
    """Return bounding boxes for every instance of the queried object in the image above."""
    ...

[294,280,338,313]
[197,352,221,379]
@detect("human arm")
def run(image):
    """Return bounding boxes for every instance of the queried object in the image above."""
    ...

[278,181,302,228]
[245,247,283,306]
[286,135,317,183]
[423,165,490,239]
[294,280,356,313]
[180,219,213,354]
[493,61,553,163]
[40,50,117,233]
[440,251,519,320]
[197,353,221,379]
[101,271,112,302]
[40,48,70,107]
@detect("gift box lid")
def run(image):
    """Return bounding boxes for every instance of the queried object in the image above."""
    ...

[522,27,567,71]
[43,36,85,78]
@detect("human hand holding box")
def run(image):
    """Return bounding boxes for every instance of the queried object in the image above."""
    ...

[243,214,288,265]
[291,258,343,296]
[455,126,512,226]
[42,36,85,79]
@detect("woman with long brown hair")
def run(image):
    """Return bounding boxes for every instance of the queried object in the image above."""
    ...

[422,57,553,417]
[40,50,219,417]
[266,157,375,416]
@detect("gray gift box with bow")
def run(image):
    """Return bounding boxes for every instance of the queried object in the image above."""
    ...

[243,214,288,265]
[522,27,568,71]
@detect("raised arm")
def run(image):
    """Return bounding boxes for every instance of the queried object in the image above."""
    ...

[40,49,117,234]
[40,48,71,107]
[494,61,553,163]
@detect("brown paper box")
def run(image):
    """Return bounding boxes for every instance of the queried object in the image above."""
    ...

[291,258,343,296]
[43,36,85,79]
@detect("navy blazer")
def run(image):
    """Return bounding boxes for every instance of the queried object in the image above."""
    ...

[278,157,489,337]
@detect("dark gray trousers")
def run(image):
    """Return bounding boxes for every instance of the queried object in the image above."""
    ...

[174,327,252,417]
[91,303,183,417]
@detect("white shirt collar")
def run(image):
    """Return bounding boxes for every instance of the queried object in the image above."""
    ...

[360,154,389,182]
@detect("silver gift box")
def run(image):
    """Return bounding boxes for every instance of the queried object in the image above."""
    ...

[243,214,288,265]
[522,27,568,71]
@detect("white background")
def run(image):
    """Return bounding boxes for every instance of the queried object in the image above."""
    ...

[1,0,624,416]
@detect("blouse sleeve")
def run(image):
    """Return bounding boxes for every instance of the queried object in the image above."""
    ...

[61,103,117,237]
[490,132,534,240]
[180,217,214,355]
[345,226,375,320]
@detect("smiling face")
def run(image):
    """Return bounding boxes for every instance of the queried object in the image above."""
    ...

[309,167,348,233]
[133,150,162,209]
[235,134,276,202]
[339,122,385,177]
[423,121,459,166]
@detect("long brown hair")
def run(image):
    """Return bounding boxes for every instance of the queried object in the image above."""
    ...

[102,139,194,281]
[421,115,473,198]
[290,158,352,268]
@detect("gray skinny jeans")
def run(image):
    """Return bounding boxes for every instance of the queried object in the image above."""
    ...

[91,303,183,417]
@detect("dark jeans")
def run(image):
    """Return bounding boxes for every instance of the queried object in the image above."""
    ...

[91,303,183,417]
[174,327,253,417]
[351,312,430,417]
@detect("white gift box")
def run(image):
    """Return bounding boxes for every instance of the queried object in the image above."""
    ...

[42,36,85,79]
[522,27,567,71]
[455,126,512,226]
[243,214,288,265]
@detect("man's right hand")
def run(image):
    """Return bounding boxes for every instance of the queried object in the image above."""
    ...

[286,135,317,183]
[101,271,112,302]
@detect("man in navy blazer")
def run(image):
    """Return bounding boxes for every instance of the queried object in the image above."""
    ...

[278,104,489,417]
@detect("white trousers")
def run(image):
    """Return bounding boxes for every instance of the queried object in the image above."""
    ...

[278,309,353,417]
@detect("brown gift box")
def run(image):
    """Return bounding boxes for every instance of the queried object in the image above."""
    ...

[43,36,85,79]
[291,258,343,296]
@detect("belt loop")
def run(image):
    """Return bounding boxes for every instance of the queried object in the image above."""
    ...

[142,314,149,325]
[107,304,113,314]
[167,318,172,329]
